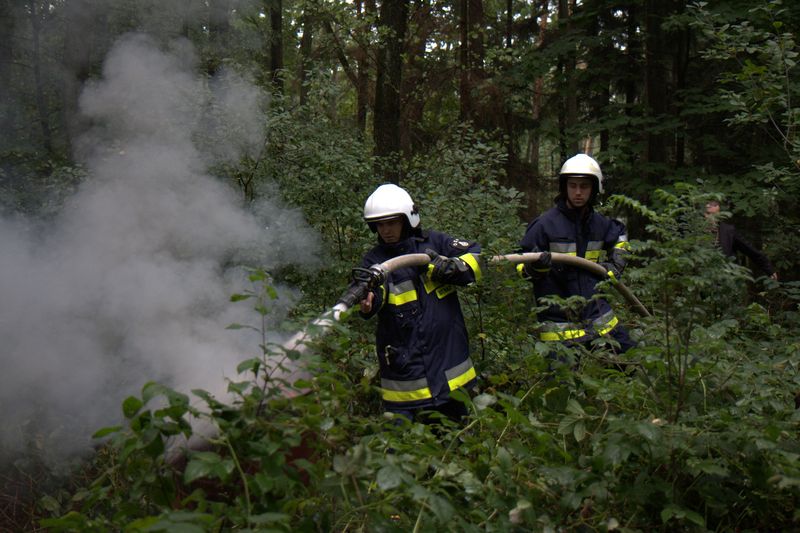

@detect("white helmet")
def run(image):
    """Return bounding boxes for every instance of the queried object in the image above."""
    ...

[559,153,604,195]
[363,183,420,231]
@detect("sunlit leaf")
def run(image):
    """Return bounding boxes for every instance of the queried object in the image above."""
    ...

[376,465,403,490]
[122,396,143,419]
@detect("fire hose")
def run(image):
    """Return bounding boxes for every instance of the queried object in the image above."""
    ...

[333,251,650,319]
[281,251,649,371]
[489,252,652,318]
[168,252,650,460]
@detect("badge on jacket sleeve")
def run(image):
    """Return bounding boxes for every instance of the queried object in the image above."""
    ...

[450,238,471,251]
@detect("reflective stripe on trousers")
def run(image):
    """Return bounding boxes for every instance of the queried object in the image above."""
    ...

[538,311,619,341]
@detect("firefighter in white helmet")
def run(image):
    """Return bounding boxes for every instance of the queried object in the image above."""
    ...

[519,153,636,364]
[358,183,482,424]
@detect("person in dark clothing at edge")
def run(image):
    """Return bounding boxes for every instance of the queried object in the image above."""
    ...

[704,201,793,407]
[519,153,636,364]
[357,183,482,424]
[704,200,779,281]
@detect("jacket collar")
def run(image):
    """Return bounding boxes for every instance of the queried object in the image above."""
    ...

[556,198,593,222]
[377,229,428,257]
[378,235,415,256]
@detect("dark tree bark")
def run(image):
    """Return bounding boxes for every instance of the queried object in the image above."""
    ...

[320,13,366,130]
[27,1,53,154]
[459,0,484,123]
[400,0,436,154]
[373,0,409,183]
[207,0,232,75]
[672,1,690,167]
[355,0,376,135]
[322,19,359,86]
[269,0,284,94]
[298,11,314,106]
[586,0,612,154]
[527,0,549,171]
[0,0,15,135]
[644,0,672,178]
[0,0,14,105]
[505,0,513,48]
[624,1,640,113]
[62,0,96,152]
[0,0,12,85]
[556,0,578,159]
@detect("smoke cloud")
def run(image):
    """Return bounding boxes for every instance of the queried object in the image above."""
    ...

[0,33,319,466]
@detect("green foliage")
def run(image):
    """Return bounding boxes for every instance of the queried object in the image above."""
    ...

[402,125,525,255]
[253,100,375,266]
[38,182,800,531]
[691,1,800,157]
[689,0,800,281]
[0,152,84,217]
[6,1,800,530]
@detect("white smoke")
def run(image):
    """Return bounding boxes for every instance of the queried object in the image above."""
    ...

[0,33,320,466]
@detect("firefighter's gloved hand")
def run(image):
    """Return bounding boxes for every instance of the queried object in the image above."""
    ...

[599,262,621,281]
[522,251,552,278]
[425,249,467,282]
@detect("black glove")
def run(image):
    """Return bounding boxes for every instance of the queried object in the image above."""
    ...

[425,249,468,282]
[599,262,621,280]
[522,251,551,277]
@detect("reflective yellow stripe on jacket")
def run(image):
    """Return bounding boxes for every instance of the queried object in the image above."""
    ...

[423,252,481,299]
[549,242,576,255]
[422,277,455,299]
[585,240,604,262]
[445,358,477,390]
[459,252,482,282]
[387,280,417,306]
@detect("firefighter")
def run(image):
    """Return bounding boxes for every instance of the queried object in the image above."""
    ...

[519,153,635,363]
[357,183,482,424]
[704,200,778,281]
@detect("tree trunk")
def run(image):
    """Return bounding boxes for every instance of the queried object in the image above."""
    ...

[28,1,53,155]
[207,0,231,75]
[355,0,376,135]
[62,0,96,153]
[373,0,408,183]
[401,0,434,154]
[459,0,484,123]
[321,9,367,132]
[0,0,13,87]
[644,0,671,179]
[269,0,284,94]
[0,0,15,147]
[505,0,513,48]
[355,60,369,135]
[624,1,639,113]
[588,0,611,154]
[298,11,313,106]
[564,0,578,156]
[556,0,577,159]
[528,0,548,170]
[673,0,689,167]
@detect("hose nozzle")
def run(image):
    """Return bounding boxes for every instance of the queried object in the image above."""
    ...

[336,264,387,309]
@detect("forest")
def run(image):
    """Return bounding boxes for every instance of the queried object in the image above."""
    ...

[1,0,799,531]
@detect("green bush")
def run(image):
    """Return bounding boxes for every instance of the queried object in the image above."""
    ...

[38,177,800,532]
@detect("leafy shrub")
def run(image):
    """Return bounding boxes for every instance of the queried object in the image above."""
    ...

[39,183,800,532]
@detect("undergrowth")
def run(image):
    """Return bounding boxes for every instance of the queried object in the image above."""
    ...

[28,184,800,532]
